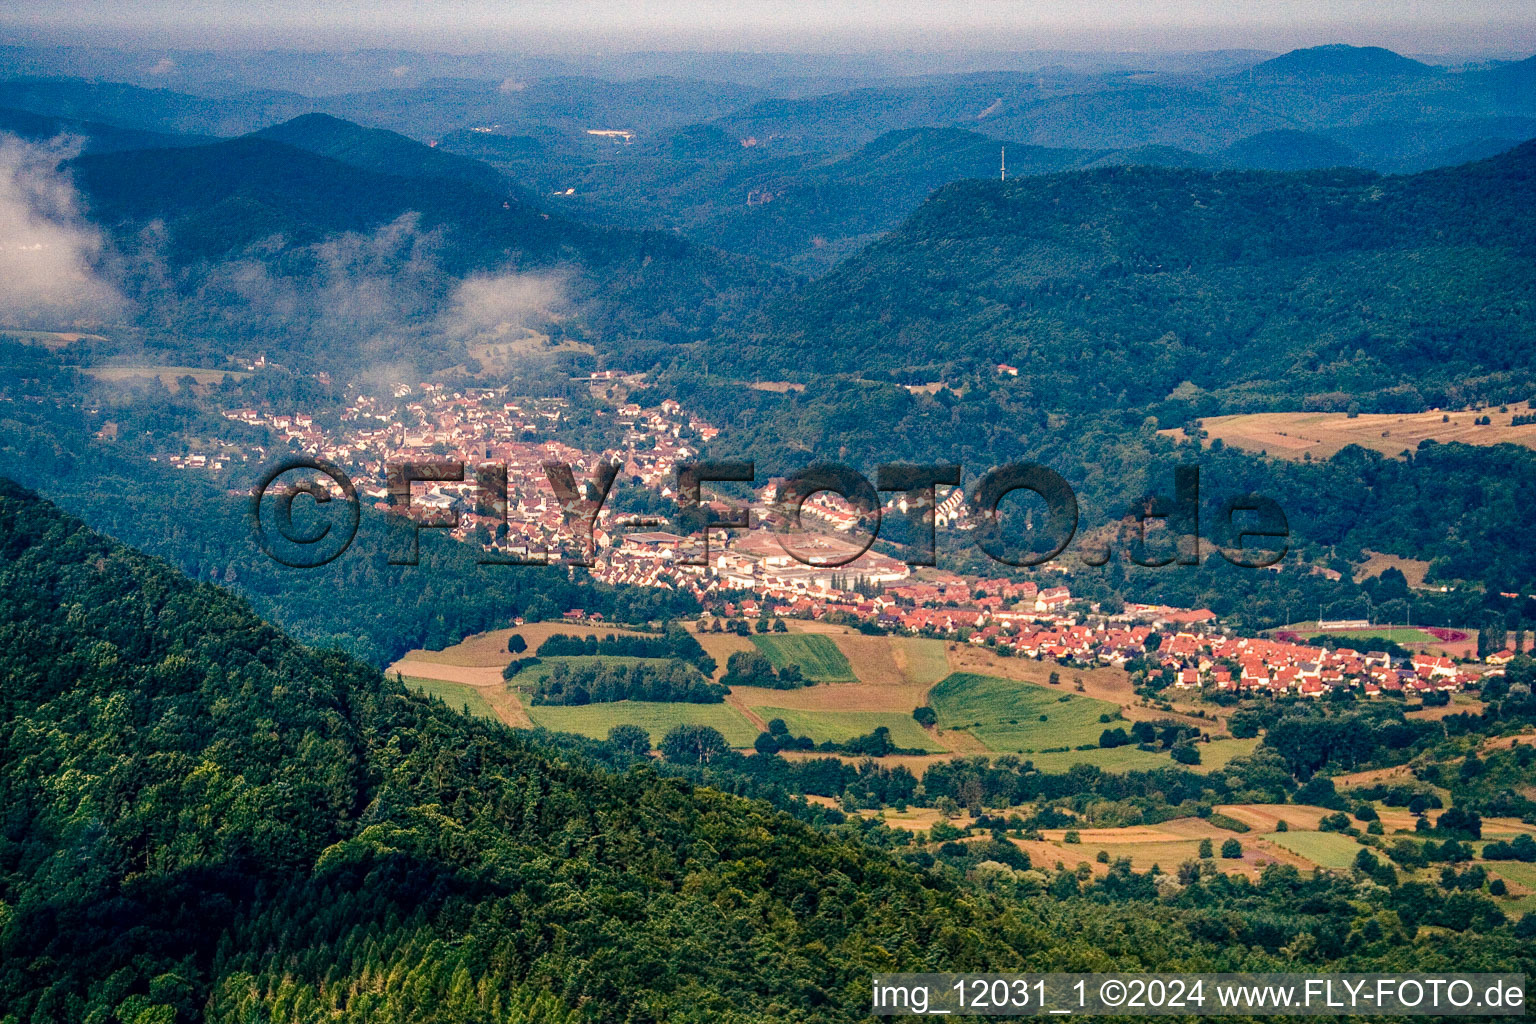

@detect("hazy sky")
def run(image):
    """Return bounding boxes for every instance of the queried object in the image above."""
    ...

[3,0,1534,54]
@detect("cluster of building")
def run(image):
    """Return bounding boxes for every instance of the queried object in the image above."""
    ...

[197,376,1492,700]
[1154,633,1481,697]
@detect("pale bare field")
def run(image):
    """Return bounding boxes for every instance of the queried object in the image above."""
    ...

[84,365,249,385]
[1170,405,1536,462]
[1331,763,1419,788]
[1002,832,1306,880]
[1214,803,1338,832]
[1406,695,1487,720]
[684,623,758,679]
[402,621,654,668]
[1359,550,1433,588]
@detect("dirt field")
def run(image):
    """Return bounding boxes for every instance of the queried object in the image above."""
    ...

[1406,695,1488,720]
[1359,550,1433,589]
[1171,405,1536,462]
[1213,803,1338,832]
[401,621,658,666]
[83,365,250,386]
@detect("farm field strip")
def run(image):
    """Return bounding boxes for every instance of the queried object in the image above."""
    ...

[1178,406,1536,462]
[1259,829,1365,869]
[751,634,856,681]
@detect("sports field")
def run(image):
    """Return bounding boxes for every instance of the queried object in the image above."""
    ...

[1288,625,1438,644]
[751,634,856,681]
[526,700,759,747]
[751,707,946,752]
[929,672,1121,752]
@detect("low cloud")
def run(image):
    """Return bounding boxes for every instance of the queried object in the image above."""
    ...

[439,271,568,344]
[0,134,128,328]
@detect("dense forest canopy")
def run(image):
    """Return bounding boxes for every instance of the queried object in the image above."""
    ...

[710,142,1536,413]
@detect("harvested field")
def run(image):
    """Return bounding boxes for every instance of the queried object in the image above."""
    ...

[1173,405,1536,462]
[944,644,1136,706]
[1214,803,1337,832]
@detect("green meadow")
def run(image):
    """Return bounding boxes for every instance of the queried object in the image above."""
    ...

[929,672,1121,753]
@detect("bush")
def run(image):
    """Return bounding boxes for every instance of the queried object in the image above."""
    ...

[1208,812,1250,833]
[660,724,728,764]
[532,658,725,705]
[1491,878,1508,896]
[502,656,540,679]
[1171,743,1200,765]
[912,705,937,727]
[1276,819,1290,832]
[1099,727,1130,748]
[929,821,964,842]
[606,723,651,756]
[507,634,527,654]
[1064,830,1081,844]
[1198,838,1213,858]
[1220,838,1243,859]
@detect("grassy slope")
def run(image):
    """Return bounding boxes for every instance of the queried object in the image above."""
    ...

[402,676,499,720]
[526,701,759,747]
[751,707,946,752]
[1260,830,1365,869]
[929,672,1120,752]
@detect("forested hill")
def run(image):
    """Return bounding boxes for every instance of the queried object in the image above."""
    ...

[0,479,1036,1021]
[2,482,1532,1020]
[720,141,1536,412]
[68,133,786,361]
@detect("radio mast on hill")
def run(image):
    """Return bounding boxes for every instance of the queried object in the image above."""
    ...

[1000,146,1006,181]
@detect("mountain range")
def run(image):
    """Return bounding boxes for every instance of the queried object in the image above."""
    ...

[717,140,1536,413]
[6,44,1536,275]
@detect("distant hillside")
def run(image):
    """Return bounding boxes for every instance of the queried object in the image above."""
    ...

[720,142,1536,410]
[69,135,786,359]
[1469,54,1536,114]
[0,73,765,141]
[0,76,315,135]
[1219,129,1361,171]
[1252,44,1439,80]
[251,112,515,193]
[0,104,212,152]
